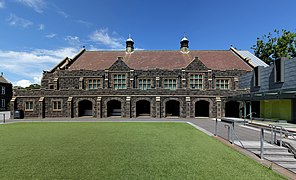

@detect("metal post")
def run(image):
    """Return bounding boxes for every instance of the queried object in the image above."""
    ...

[260,128,264,159]
[231,122,234,144]
[249,102,252,120]
[3,114,5,123]
[274,126,277,144]
[243,101,247,125]
[280,127,282,147]
[227,126,230,142]
[270,126,273,143]
[215,117,217,136]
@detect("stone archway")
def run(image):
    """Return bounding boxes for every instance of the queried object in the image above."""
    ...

[165,100,180,117]
[78,100,93,117]
[136,100,151,117]
[107,100,122,117]
[225,101,240,118]
[195,100,210,117]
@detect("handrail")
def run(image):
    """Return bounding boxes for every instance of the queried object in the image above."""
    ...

[269,124,296,147]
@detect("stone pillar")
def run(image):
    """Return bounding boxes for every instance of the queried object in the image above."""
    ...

[156,97,161,118]
[126,96,131,118]
[181,69,186,89]
[67,97,73,118]
[208,70,212,89]
[186,97,191,118]
[216,97,221,118]
[10,97,16,119]
[79,77,84,89]
[234,77,239,90]
[104,70,109,89]
[130,70,134,89]
[38,97,44,118]
[156,77,160,89]
[96,97,101,118]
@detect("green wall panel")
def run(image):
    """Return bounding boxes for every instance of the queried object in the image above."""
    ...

[260,99,291,122]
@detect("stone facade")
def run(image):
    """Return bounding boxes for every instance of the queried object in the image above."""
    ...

[12,38,254,119]
[0,75,12,111]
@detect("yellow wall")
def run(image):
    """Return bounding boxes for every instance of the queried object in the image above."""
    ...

[260,99,291,122]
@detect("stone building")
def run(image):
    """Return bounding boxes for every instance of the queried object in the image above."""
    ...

[0,73,12,111]
[12,36,260,119]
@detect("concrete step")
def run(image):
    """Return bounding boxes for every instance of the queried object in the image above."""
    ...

[277,163,296,169]
[246,147,288,152]
[251,150,293,157]
[267,157,296,163]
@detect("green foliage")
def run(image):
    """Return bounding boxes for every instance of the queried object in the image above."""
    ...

[25,83,41,90]
[252,29,296,65]
[0,122,284,179]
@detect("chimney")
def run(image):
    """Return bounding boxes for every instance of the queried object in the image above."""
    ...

[126,34,134,53]
[180,34,189,52]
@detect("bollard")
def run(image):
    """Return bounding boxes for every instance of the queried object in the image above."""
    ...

[260,128,264,159]
[231,122,234,144]
[274,127,277,144]
[3,114,5,123]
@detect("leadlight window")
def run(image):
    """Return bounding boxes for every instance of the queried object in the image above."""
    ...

[52,100,62,111]
[216,79,229,90]
[139,79,151,90]
[164,79,177,90]
[189,74,203,90]
[1,86,5,94]
[113,74,126,90]
[25,101,34,111]
[88,79,101,90]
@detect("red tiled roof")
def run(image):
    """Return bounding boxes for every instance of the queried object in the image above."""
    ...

[68,50,252,71]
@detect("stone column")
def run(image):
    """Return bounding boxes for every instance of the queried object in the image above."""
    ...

[125,96,131,118]
[156,77,160,89]
[208,70,212,89]
[96,97,101,118]
[181,69,186,89]
[67,97,73,118]
[130,70,134,89]
[186,97,191,118]
[79,77,84,89]
[104,70,109,89]
[10,97,16,119]
[216,97,221,118]
[156,97,161,118]
[234,77,239,90]
[38,97,44,118]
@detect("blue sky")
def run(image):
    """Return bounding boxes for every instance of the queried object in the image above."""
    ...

[0,0,296,87]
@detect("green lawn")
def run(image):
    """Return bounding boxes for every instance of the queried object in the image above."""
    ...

[0,122,284,179]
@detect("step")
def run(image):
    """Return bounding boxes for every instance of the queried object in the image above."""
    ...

[246,147,288,152]
[277,163,296,169]
[267,157,296,163]
[251,150,293,156]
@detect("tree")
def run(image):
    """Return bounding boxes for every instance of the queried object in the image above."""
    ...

[25,84,41,90]
[252,29,296,65]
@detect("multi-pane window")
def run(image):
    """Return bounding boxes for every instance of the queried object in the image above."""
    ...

[1,86,5,94]
[139,79,151,90]
[88,79,101,90]
[164,79,177,90]
[113,74,126,90]
[189,74,203,89]
[216,79,229,90]
[1,99,5,108]
[52,100,62,111]
[25,101,34,111]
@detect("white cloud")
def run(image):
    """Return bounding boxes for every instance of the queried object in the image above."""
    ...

[16,0,46,13]
[89,28,124,49]
[0,0,5,8]
[75,19,92,26]
[45,33,56,38]
[38,24,44,30]
[57,10,68,18]
[6,14,33,28]
[0,47,79,87]
[65,35,80,45]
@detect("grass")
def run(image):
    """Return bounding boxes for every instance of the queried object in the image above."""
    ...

[0,122,285,179]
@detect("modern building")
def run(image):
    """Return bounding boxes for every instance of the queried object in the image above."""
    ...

[234,57,296,123]
[11,36,262,119]
[0,73,12,111]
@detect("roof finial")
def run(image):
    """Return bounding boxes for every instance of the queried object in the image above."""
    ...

[127,34,133,42]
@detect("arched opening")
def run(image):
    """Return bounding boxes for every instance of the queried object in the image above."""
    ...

[166,100,180,117]
[195,100,210,117]
[78,100,93,117]
[136,100,151,117]
[107,100,122,117]
[225,101,240,118]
